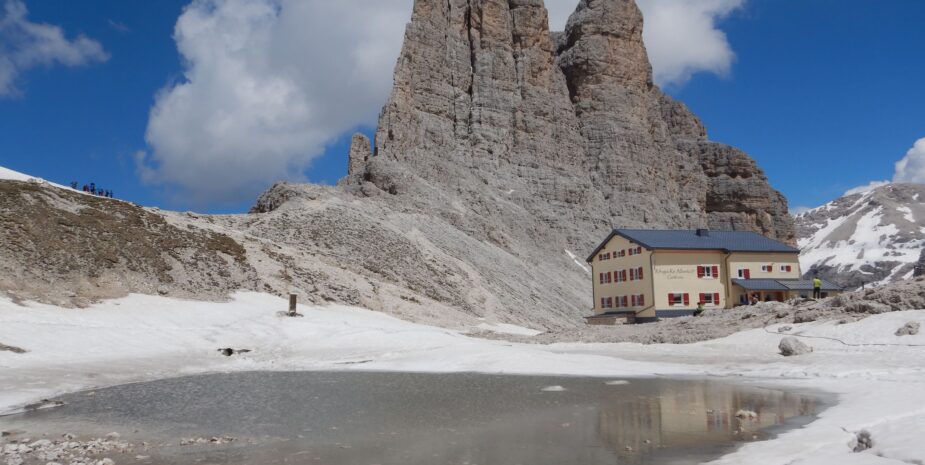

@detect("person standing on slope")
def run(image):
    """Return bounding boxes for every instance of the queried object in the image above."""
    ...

[813,275,823,299]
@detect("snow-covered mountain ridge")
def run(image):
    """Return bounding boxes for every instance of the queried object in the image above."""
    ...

[795,183,925,289]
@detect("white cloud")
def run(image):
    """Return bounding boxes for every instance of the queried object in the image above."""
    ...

[143,0,744,205]
[547,0,744,86]
[893,137,925,185]
[844,181,889,197]
[0,0,108,97]
[839,137,925,198]
[140,0,412,205]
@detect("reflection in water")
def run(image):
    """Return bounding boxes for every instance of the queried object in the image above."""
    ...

[598,383,818,463]
[2,372,823,465]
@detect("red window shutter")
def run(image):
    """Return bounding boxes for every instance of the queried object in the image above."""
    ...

[638,267,644,279]
[640,295,645,306]
[697,266,705,278]
[599,273,603,284]
[699,293,705,303]
[744,269,751,279]
[786,265,792,272]
[712,266,719,277]
[714,293,721,304]
[684,294,690,306]
[668,293,673,304]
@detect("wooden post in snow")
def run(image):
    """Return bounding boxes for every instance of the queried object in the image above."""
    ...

[288,294,297,317]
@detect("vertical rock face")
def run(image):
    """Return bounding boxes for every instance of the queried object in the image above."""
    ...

[558,0,708,231]
[346,134,371,177]
[366,0,791,248]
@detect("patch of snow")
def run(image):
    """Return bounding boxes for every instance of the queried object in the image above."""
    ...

[1,165,80,192]
[0,166,34,182]
[3,293,925,464]
[604,380,630,386]
[476,323,543,337]
[898,206,915,223]
[540,385,566,392]
[565,250,590,274]
[801,205,921,275]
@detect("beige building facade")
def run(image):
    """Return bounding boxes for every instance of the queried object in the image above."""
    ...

[586,229,842,324]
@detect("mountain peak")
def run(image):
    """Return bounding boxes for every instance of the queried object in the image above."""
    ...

[797,183,925,289]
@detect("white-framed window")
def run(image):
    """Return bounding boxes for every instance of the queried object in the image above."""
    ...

[761,264,772,272]
[737,269,751,279]
[628,267,644,281]
[699,293,719,305]
[780,265,793,273]
[698,265,718,279]
[668,293,688,307]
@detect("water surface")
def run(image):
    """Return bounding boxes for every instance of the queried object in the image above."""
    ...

[3,372,824,465]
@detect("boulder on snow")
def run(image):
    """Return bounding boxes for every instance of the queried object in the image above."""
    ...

[779,337,813,356]
[844,300,891,314]
[217,348,252,357]
[852,429,874,452]
[0,343,26,354]
[895,321,920,337]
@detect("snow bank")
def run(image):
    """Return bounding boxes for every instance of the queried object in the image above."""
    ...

[0,166,33,182]
[0,165,68,190]
[2,293,925,464]
[476,322,543,336]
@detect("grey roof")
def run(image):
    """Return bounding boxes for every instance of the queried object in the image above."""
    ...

[586,229,799,262]
[731,279,789,291]
[733,279,844,291]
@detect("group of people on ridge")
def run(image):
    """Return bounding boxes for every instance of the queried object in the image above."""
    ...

[71,181,114,198]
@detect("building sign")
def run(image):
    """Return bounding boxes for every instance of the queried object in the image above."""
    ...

[654,267,696,281]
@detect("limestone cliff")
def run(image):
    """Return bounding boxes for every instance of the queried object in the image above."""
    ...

[349,0,793,247]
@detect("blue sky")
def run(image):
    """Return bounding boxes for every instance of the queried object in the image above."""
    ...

[0,0,923,213]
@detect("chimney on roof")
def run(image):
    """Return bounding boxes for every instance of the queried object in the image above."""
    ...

[696,228,710,237]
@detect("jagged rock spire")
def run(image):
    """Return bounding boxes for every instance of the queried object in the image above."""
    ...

[357,0,793,246]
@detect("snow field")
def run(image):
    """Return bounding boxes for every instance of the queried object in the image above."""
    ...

[1,292,924,464]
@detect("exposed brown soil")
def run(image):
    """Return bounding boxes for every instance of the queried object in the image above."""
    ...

[0,181,256,307]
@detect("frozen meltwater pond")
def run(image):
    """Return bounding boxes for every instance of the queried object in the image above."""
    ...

[2,372,825,465]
